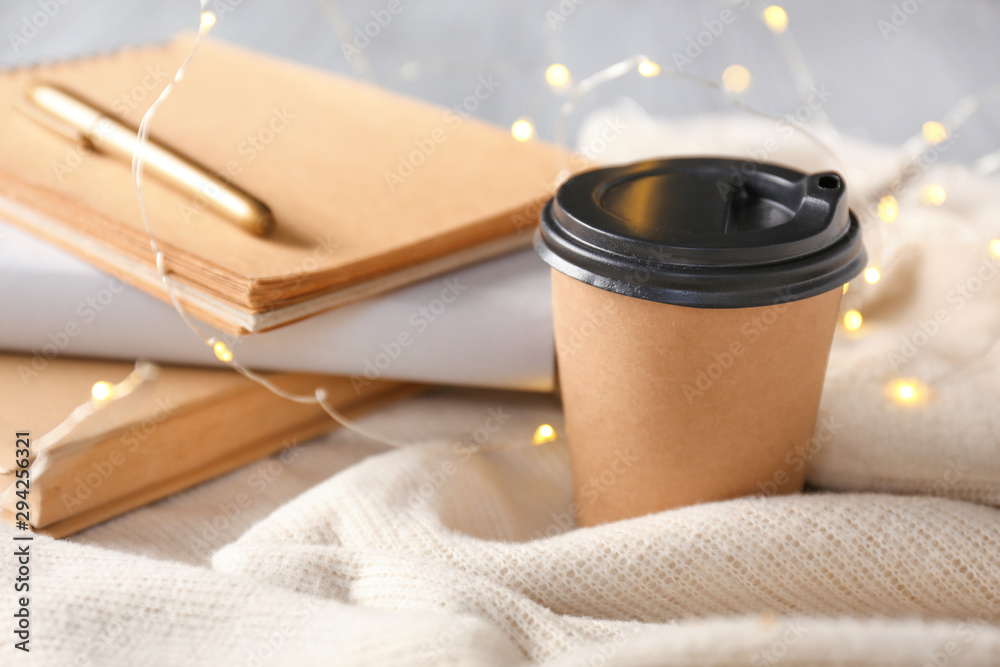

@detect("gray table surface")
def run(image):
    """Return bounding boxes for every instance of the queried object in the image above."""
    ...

[2,0,999,163]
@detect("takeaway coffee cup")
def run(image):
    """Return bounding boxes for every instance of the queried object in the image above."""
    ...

[535,157,866,527]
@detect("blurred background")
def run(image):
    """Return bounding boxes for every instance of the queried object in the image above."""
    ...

[2,0,999,162]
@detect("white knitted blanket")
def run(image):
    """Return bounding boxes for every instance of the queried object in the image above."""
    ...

[3,115,999,665]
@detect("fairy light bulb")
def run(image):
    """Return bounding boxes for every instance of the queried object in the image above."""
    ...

[990,239,1000,258]
[532,424,558,445]
[921,121,948,146]
[920,184,947,206]
[889,379,924,405]
[722,65,751,93]
[864,267,881,284]
[511,118,534,142]
[877,195,899,223]
[545,63,571,88]
[91,381,115,402]
[213,340,233,363]
[843,309,863,331]
[638,59,661,77]
[842,283,850,294]
[199,10,216,34]
[762,5,789,33]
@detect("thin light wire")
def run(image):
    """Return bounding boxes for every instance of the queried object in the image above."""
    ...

[547,44,1000,392]
[26,360,159,473]
[127,3,1000,416]
[763,3,835,130]
[856,82,1000,386]
[552,54,842,180]
[130,7,412,450]
[871,82,1000,198]
[313,0,377,81]
[126,4,558,453]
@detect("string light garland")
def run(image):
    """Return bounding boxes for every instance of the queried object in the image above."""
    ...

[887,378,927,406]
[546,52,841,189]
[757,4,833,128]
[123,1,420,451]
[57,0,1000,442]
[921,120,948,146]
[920,184,947,206]
[868,82,1000,209]
[721,64,752,93]
[27,360,159,474]
[212,339,234,363]
[545,63,571,89]
[511,118,535,142]
[196,3,1000,410]
[637,59,661,78]
[877,196,899,223]
[199,10,216,32]
[100,1,574,455]
[528,8,970,411]
[90,380,114,402]
[532,424,558,445]
[743,7,1000,401]
[762,5,789,34]
[315,0,376,81]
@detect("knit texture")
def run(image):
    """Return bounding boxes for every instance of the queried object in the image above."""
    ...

[3,115,1000,665]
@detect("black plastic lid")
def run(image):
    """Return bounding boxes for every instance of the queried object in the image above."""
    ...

[535,157,867,308]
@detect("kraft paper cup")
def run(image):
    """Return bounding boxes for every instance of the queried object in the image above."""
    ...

[535,158,866,527]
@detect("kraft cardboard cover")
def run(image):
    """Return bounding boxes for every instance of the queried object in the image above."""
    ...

[0,36,565,334]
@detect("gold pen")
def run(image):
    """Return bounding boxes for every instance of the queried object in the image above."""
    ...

[18,82,275,236]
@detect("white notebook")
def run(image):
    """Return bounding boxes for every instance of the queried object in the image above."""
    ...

[0,220,555,391]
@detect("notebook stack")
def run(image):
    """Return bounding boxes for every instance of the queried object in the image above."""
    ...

[0,35,566,535]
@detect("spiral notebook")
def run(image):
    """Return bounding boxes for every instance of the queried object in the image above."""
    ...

[0,35,564,335]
